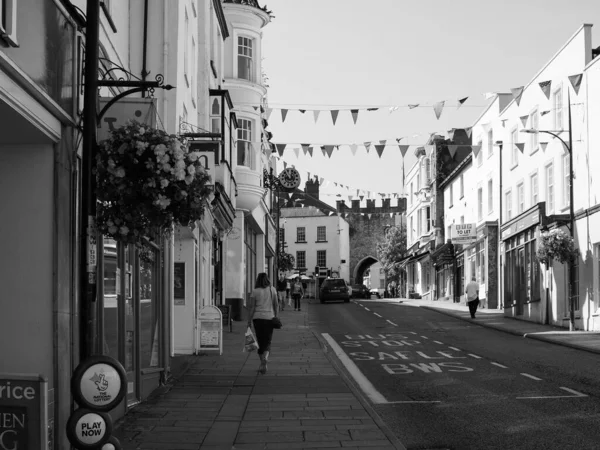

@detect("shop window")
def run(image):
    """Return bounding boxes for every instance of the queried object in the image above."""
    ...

[571,260,580,311]
[478,242,485,284]
[245,221,258,302]
[140,244,160,369]
[102,238,119,362]
[469,248,476,281]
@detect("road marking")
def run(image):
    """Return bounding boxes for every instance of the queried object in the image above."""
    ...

[491,362,508,369]
[386,400,442,404]
[321,333,387,404]
[448,347,461,351]
[420,336,429,340]
[364,307,371,311]
[521,373,542,381]
[409,332,417,335]
[517,387,588,400]
[374,313,382,318]
[433,340,444,345]
[386,320,398,326]
[467,354,482,359]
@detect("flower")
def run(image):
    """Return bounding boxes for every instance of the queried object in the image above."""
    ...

[536,228,578,265]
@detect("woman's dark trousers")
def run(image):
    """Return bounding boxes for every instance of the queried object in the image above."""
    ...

[252,319,274,355]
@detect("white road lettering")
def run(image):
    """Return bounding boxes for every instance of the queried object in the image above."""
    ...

[349,352,375,361]
[448,347,461,351]
[468,354,482,359]
[491,362,508,368]
[521,373,542,381]
[386,320,398,326]
[416,351,447,360]
[437,351,466,359]
[374,313,382,317]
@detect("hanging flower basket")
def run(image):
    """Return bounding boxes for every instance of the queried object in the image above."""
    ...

[95,120,213,245]
[536,228,578,265]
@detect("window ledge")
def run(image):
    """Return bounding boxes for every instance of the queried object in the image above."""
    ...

[295,241,307,244]
[315,240,328,243]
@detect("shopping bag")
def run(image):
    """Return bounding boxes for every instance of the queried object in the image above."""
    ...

[244,326,259,352]
[287,297,292,307]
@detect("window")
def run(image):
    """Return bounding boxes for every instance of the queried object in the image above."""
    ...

[410,216,414,242]
[477,139,483,166]
[417,211,422,236]
[0,0,18,46]
[459,175,464,198]
[417,174,420,191]
[296,251,306,269]
[487,179,493,214]
[426,207,431,232]
[317,250,326,267]
[469,247,476,281]
[278,227,285,245]
[553,86,563,130]
[487,129,494,158]
[517,183,525,214]
[191,37,197,107]
[447,225,452,239]
[570,260,580,312]
[546,163,554,213]
[317,226,326,242]
[510,128,519,167]
[477,187,483,221]
[238,36,254,82]
[505,190,513,220]
[460,216,464,225]
[476,242,485,284]
[530,173,539,205]
[211,98,221,133]
[237,119,253,167]
[140,244,160,369]
[594,244,600,309]
[425,158,431,184]
[184,9,189,84]
[410,183,413,206]
[529,108,539,153]
[296,227,306,242]
[562,154,570,208]
[449,184,454,207]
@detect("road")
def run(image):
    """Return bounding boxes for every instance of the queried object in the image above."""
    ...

[309,299,600,450]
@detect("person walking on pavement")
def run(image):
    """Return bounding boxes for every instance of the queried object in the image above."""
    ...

[465,276,480,318]
[291,277,305,311]
[276,273,287,311]
[247,273,279,374]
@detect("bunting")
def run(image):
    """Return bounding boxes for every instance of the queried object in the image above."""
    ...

[331,110,339,125]
[266,108,273,121]
[538,80,552,99]
[540,142,548,152]
[281,109,288,123]
[350,144,358,156]
[511,86,524,106]
[313,110,320,123]
[448,144,458,159]
[433,101,445,120]
[408,104,419,109]
[276,144,287,157]
[375,144,385,158]
[351,109,359,124]
[301,143,310,155]
[457,97,468,109]
[515,143,525,153]
[472,145,482,158]
[520,115,529,128]
[568,73,583,95]
[398,145,410,157]
[364,142,372,153]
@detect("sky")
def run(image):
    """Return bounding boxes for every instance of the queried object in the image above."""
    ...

[260,0,600,208]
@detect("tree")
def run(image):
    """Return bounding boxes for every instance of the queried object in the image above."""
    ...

[278,251,295,272]
[376,224,407,283]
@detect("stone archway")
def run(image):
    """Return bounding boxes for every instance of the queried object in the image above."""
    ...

[352,255,379,285]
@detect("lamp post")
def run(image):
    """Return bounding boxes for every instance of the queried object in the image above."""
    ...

[496,140,504,312]
[521,90,575,330]
[264,168,282,280]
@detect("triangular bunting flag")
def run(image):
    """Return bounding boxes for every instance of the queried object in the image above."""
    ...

[465,127,473,138]
[281,109,288,122]
[320,146,327,157]
[276,143,287,156]
[541,110,551,116]
[364,142,371,153]
[368,214,372,220]
[253,106,258,111]
[283,161,288,169]
[319,177,324,186]
[367,108,379,111]
[351,109,359,124]
[538,80,552,99]
[501,119,508,128]
[457,97,468,109]
[293,147,299,158]
[301,143,310,155]
[433,101,445,120]
[568,73,583,95]
[398,145,409,157]
[324,145,335,158]
[408,104,419,109]
[359,195,364,201]
[266,108,273,121]
[540,142,548,152]
[350,144,358,156]
[313,110,320,123]
[379,139,387,145]
[510,86,524,106]
[389,106,399,113]
[448,144,458,159]
[299,109,306,114]
[472,145,482,158]
[331,110,339,125]
[515,143,525,153]
[375,144,385,158]
[348,196,353,203]
[520,115,529,128]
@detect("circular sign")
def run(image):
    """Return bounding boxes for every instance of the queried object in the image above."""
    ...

[72,355,127,412]
[66,409,112,449]
[278,167,301,189]
[102,435,122,450]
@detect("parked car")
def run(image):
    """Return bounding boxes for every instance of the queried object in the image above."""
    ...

[350,284,370,299]
[320,278,350,303]
[370,288,382,299]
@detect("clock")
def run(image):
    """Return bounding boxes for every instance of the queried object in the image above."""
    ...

[278,167,301,189]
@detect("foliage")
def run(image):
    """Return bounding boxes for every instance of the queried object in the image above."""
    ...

[278,251,295,272]
[376,224,407,282]
[536,228,578,265]
[95,120,213,246]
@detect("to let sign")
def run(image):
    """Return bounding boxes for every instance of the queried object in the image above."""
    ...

[0,374,48,450]
[451,224,477,245]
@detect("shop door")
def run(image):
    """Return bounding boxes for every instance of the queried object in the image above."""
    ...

[516,247,525,315]
[124,244,138,405]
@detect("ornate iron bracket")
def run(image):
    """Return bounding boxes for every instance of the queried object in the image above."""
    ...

[263,169,282,191]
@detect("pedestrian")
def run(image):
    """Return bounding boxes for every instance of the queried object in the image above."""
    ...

[276,273,287,311]
[465,276,480,318]
[286,279,291,304]
[291,277,305,311]
[247,272,279,374]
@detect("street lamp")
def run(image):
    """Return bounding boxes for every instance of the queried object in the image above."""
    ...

[521,90,575,330]
[263,168,282,281]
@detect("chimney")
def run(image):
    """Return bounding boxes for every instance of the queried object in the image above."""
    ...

[305,178,319,200]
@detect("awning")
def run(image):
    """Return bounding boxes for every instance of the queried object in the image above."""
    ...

[431,242,455,267]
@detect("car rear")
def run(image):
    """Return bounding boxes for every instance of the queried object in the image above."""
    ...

[320,279,350,303]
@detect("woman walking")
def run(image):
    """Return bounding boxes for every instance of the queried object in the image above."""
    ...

[291,277,305,311]
[247,273,279,374]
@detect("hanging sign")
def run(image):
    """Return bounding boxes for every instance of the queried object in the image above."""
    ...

[71,356,127,412]
[0,373,49,450]
[98,97,157,142]
[451,224,477,245]
[66,409,112,449]
[197,305,223,355]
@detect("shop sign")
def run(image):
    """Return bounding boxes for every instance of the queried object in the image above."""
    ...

[501,209,540,240]
[451,224,477,245]
[0,374,48,450]
[66,409,112,449]
[98,97,156,143]
[71,356,127,412]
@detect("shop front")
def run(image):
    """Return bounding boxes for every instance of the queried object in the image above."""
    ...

[500,204,547,322]
[432,242,455,302]
[461,222,499,309]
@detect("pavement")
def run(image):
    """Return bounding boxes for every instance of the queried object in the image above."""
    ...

[113,300,406,450]
[112,297,600,450]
